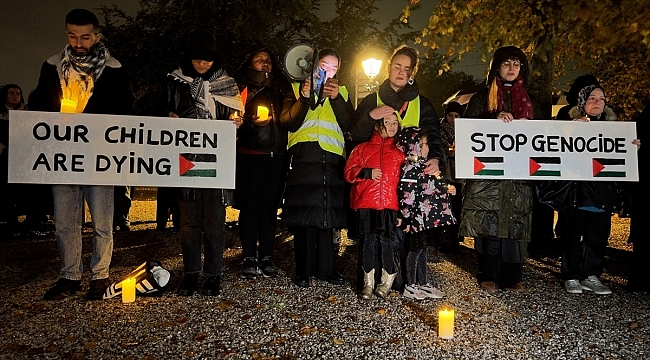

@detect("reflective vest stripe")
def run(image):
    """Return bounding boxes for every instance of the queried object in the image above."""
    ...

[377,93,420,128]
[288,83,347,157]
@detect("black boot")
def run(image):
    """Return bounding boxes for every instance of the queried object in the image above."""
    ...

[176,273,199,296]
[201,275,221,296]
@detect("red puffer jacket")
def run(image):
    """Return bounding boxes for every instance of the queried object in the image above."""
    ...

[344,131,404,211]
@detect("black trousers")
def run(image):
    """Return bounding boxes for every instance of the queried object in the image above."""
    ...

[292,226,336,280]
[156,187,180,229]
[361,233,394,274]
[561,208,611,280]
[178,189,226,275]
[475,237,524,288]
[405,248,428,285]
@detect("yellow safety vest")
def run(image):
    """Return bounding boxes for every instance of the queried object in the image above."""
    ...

[287,82,347,157]
[377,93,420,128]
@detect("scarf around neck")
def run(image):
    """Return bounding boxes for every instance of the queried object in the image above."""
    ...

[58,42,108,112]
[170,67,243,119]
[487,77,533,119]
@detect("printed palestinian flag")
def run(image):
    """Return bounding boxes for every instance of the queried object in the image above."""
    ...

[179,153,217,177]
[530,157,561,177]
[474,157,504,176]
[593,158,626,178]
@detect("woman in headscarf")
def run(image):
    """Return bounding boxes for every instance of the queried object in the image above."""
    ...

[233,48,292,279]
[166,30,243,296]
[460,46,536,293]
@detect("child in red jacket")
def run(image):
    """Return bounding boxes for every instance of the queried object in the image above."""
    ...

[344,112,404,300]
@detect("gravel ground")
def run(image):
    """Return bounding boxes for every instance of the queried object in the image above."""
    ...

[0,189,647,359]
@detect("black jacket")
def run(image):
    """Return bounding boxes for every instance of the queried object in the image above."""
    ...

[29,54,134,115]
[349,79,444,165]
[233,53,292,154]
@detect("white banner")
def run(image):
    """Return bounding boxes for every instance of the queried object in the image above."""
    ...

[8,111,236,189]
[455,118,638,181]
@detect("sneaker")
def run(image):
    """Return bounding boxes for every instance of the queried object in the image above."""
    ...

[419,283,444,298]
[87,278,110,300]
[564,279,583,294]
[241,257,259,279]
[259,257,279,278]
[580,275,612,295]
[403,284,426,300]
[201,275,221,296]
[43,278,82,300]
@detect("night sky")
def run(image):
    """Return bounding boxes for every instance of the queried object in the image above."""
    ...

[0,0,484,96]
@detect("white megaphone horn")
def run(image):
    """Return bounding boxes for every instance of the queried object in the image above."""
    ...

[283,43,317,81]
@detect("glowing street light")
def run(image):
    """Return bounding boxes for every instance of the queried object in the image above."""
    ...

[361,58,382,93]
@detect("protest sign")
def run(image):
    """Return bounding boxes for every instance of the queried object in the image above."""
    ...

[455,118,638,181]
[8,111,236,189]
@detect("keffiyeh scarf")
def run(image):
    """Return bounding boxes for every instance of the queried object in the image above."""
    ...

[58,42,108,112]
[169,68,243,119]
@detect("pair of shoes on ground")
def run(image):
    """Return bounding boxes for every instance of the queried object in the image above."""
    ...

[564,275,612,295]
[177,273,221,296]
[403,284,444,300]
[43,278,110,301]
[318,272,345,285]
[241,257,279,279]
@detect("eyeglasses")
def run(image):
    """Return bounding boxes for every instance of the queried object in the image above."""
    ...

[500,60,521,69]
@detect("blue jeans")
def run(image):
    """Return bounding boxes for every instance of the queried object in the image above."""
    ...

[52,185,114,281]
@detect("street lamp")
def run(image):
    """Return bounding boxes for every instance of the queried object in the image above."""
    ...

[361,58,382,93]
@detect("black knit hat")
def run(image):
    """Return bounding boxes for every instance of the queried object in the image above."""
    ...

[184,30,218,62]
[444,101,464,116]
[486,46,529,85]
[566,74,599,106]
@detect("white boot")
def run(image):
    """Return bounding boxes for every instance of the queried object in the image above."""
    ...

[359,269,375,300]
[374,269,397,300]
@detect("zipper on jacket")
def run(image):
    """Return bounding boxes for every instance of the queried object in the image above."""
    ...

[379,138,384,209]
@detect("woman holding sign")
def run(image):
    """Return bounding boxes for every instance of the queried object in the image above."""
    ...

[460,46,536,293]
[556,84,622,295]
[166,30,243,296]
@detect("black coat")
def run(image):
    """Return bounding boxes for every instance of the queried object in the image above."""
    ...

[280,84,354,229]
[348,79,445,165]
[28,55,134,115]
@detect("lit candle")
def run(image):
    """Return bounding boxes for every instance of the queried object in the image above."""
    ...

[60,99,77,113]
[256,106,269,121]
[438,308,454,339]
[122,278,136,304]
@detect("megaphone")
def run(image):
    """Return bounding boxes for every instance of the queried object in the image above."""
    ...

[283,43,316,81]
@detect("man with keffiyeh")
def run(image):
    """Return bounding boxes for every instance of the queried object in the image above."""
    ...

[166,30,243,297]
[28,9,135,301]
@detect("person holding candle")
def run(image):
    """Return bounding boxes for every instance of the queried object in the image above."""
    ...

[233,48,292,279]
[396,127,456,300]
[166,30,243,296]
[27,9,134,300]
[460,46,536,293]
[344,112,403,300]
[281,48,354,287]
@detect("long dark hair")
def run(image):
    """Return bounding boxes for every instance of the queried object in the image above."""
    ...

[0,84,25,108]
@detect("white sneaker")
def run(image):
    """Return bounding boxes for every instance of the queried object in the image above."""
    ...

[403,284,426,300]
[580,275,612,295]
[564,279,583,294]
[419,283,444,298]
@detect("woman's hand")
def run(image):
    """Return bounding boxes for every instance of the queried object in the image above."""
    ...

[632,138,641,150]
[369,105,394,120]
[322,79,339,99]
[447,184,457,196]
[496,111,514,122]
[424,158,441,176]
[301,79,311,98]
[169,112,179,118]
[371,168,382,181]
[573,116,590,122]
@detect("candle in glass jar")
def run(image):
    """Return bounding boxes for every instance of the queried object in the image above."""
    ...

[122,277,136,304]
[257,106,269,121]
[438,308,454,339]
[60,99,77,113]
